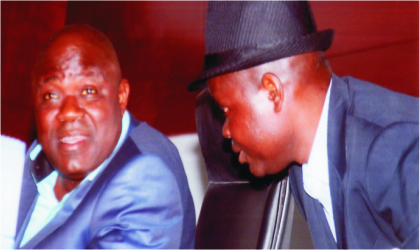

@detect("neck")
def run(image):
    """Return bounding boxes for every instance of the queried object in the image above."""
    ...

[293,82,329,165]
[54,175,82,201]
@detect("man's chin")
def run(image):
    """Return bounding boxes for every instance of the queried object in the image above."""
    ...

[248,164,267,178]
[54,165,93,181]
[237,153,270,177]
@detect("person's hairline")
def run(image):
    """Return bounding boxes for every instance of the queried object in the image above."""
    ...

[31,24,123,88]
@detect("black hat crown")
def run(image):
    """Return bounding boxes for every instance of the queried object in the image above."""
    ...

[188,1,334,92]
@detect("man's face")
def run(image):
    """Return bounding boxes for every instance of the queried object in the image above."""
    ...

[33,37,126,181]
[207,70,294,177]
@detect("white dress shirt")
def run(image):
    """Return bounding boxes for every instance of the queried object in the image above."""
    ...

[20,111,130,247]
[301,80,337,242]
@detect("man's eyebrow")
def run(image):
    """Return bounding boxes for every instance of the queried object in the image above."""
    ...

[42,76,59,84]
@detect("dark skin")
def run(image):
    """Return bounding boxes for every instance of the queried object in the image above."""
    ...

[32,25,130,201]
[207,51,332,177]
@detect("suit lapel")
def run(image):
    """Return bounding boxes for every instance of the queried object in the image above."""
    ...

[289,164,338,248]
[14,141,42,248]
[327,74,351,249]
[14,194,39,248]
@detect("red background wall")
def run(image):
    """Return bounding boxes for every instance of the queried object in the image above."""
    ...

[2,1,419,147]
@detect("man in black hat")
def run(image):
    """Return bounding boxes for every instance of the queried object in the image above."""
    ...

[189,1,419,249]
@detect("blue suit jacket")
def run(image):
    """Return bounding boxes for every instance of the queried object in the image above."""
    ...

[14,114,196,249]
[289,74,419,249]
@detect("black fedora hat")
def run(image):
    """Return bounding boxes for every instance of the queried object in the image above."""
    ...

[188,1,334,92]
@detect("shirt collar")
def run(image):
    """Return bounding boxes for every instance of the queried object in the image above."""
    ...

[303,80,332,190]
[32,111,131,196]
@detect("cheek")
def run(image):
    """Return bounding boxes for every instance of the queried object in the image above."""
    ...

[229,114,259,150]
[230,114,251,136]
[34,107,61,160]
[247,114,280,154]
[35,106,58,136]
[86,101,121,133]
[86,105,108,122]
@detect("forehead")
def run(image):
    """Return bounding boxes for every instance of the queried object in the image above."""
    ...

[34,34,115,82]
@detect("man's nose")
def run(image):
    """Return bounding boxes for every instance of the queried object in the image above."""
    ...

[222,121,231,139]
[57,96,85,122]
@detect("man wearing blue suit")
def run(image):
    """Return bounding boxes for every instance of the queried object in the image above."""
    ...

[188,1,418,248]
[14,24,195,248]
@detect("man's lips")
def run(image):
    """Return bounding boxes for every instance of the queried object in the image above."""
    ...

[238,150,247,164]
[58,133,89,152]
[59,135,88,144]
[58,128,89,145]
[231,140,247,164]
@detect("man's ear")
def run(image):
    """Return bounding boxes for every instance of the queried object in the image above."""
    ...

[262,73,283,112]
[118,79,130,114]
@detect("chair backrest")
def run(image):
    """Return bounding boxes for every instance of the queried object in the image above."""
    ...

[194,89,292,249]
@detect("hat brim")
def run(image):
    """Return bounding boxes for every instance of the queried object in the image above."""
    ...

[188,29,334,92]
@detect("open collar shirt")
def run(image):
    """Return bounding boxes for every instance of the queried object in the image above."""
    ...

[20,111,130,247]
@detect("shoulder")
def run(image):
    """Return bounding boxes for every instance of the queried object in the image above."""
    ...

[130,122,179,155]
[338,75,419,127]
[93,153,183,218]
[129,123,183,167]
[127,122,189,190]
[99,154,182,205]
[108,154,178,184]
[336,75,419,172]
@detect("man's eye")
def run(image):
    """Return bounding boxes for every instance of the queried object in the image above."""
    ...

[43,93,59,100]
[81,88,97,95]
